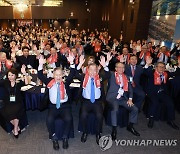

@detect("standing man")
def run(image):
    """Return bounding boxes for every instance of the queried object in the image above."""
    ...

[125,55,145,111]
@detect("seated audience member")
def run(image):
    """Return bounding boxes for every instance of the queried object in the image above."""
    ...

[137,45,151,66]
[116,47,130,65]
[0,66,29,138]
[144,57,179,130]
[38,54,75,150]
[81,56,96,74]
[15,46,39,70]
[0,42,10,59]
[75,55,109,145]
[125,55,145,111]
[157,46,170,64]
[106,62,140,141]
[0,52,13,79]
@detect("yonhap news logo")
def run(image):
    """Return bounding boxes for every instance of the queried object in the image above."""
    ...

[99,135,113,151]
[99,135,178,151]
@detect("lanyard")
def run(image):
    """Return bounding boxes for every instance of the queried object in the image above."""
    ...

[8,84,17,96]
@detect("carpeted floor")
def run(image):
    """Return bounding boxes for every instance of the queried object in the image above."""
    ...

[0,103,180,154]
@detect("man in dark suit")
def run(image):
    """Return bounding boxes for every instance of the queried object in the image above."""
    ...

[16,46,39,70]
[46,47,68,69]
[125,55,145,111]
[144,57,179,130]
[75,55,109,145]
[38,54,75,150]
[106,62,140,141]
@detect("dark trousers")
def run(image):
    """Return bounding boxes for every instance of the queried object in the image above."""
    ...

[46,103,72,139]
[110,97,138,126]
[148,92,175,121]
[133,87,145,111]
[80,99,103,134]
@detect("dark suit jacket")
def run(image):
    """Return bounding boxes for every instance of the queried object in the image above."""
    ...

[125,64,144,89]
[45,52,68,69]
[144,66,170,95]
[16,55,38,70]
[106,71,133,103]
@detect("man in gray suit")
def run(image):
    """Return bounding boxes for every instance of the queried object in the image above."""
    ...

[106,62,140,140]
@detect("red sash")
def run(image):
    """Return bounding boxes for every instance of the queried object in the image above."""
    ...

[47,79,65,99]
[94,44,101,52]
[47,53,58,64]
[154,71,168,85]
[114,72,128,91]
[157,51,170,58]
[139,51,151,60]
[83,70,101,88]
[0,60,12,71]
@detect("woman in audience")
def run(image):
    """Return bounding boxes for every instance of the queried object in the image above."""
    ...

[0,66,28,138]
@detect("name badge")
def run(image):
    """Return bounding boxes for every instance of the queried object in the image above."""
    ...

[27,65,32,69]
[118,88,124,96]
[129,77,133,82]
[10,95,16,102]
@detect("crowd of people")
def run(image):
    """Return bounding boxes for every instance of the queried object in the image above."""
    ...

[0,26,180,150]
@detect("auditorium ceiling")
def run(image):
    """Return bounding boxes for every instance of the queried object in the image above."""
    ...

[0,0,63,6]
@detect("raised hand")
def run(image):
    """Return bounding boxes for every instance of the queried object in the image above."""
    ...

[106,52,112,62]
[21,65,26,75]
[79,55,85,65]
[67,53,75,64]
[39,55,46,65]
[99,55,106,68]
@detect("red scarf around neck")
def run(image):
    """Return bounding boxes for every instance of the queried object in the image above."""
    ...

[47,79,65,99]
[114,72,128,91]
[83,69,101,88]
[154,70,168,85]
[47,53,58,64]
[0,60,12,71]
[139,51,151,60]
[157,51,170,58]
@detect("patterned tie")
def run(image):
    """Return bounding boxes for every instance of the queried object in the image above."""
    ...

[2,63,6,72]
[131,66,135,77]
[90,78,95,103]
[56,83,61,109]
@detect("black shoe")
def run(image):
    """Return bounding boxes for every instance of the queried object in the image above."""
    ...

[148,118,154,128]
[52,140,59,150]
[167,121,179,130]
[18,129,21,135]
[81,133,88,143]
[12,131,19,139]
[96,134,101,145]
[13,134,19,139]
[127,126,140,136]
[111,129,117,141]
[62,138,69,149]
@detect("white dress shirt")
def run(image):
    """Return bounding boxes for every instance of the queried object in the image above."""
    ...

[49,82,68,104]
[82,77,101,99]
